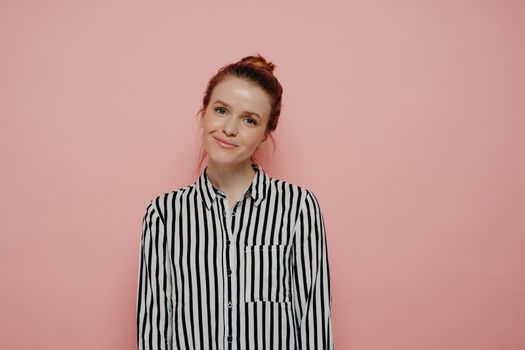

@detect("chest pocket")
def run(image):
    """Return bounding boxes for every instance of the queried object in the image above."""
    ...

[244,244,291,303]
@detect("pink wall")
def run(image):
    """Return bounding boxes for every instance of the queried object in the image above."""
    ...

[1,0,524,349]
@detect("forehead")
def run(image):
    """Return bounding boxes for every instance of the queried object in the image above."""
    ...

[210,76,272,118]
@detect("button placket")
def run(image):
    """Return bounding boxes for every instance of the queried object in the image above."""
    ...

[226,241,237,345]
[168,296,173,311]
[166,297,173,348]
[222,197,239,348]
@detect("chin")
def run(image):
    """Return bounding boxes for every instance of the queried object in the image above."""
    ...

[207,151,236,163]
[207,151,253,166]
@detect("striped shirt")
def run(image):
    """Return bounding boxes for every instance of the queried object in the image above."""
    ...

[136,162,335,350]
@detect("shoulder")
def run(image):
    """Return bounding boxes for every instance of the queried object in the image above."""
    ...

[143,184,195,223]
[268,176,321,208]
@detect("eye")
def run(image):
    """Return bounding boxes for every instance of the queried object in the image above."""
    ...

[244,117,258,126]
[214,107,227,115]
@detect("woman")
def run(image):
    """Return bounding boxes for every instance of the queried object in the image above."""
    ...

[137,54,335,350]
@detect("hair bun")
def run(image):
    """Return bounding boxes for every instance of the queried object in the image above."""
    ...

[238,53,276,73]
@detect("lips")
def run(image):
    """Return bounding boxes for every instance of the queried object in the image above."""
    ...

[214,136,238,147]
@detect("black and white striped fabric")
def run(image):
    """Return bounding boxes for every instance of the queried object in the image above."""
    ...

[137,162,334,349]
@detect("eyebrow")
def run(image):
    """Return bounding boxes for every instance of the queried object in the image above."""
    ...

[213,100,261,120]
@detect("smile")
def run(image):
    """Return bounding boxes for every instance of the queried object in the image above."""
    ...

[214,136,238,149]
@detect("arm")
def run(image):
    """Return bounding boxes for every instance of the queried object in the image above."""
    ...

[292,190,335,350]
[136,200,173,350]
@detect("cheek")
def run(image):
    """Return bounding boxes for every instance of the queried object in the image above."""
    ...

[243,132,264,146]
[202,115,222,130]
[208,116,225,128]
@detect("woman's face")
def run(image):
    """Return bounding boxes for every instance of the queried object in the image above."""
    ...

[200,76,272,167]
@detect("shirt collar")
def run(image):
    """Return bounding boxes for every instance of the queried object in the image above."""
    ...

[195,162,271,210]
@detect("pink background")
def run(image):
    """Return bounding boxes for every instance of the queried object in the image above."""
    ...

[1,0,524,349]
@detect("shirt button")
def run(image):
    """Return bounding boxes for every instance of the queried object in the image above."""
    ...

[227,269,232,276]
[226,239,231,245]
[227,301,232,308]
[227,335,232,342]
[223,210,228,217]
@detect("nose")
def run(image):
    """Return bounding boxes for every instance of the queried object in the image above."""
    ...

[222,115,239,136]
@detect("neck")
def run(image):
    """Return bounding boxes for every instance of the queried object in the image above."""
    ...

[205,161,256,194]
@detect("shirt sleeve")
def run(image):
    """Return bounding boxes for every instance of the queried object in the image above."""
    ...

[136,200,173,350]
[292,190,335,350]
